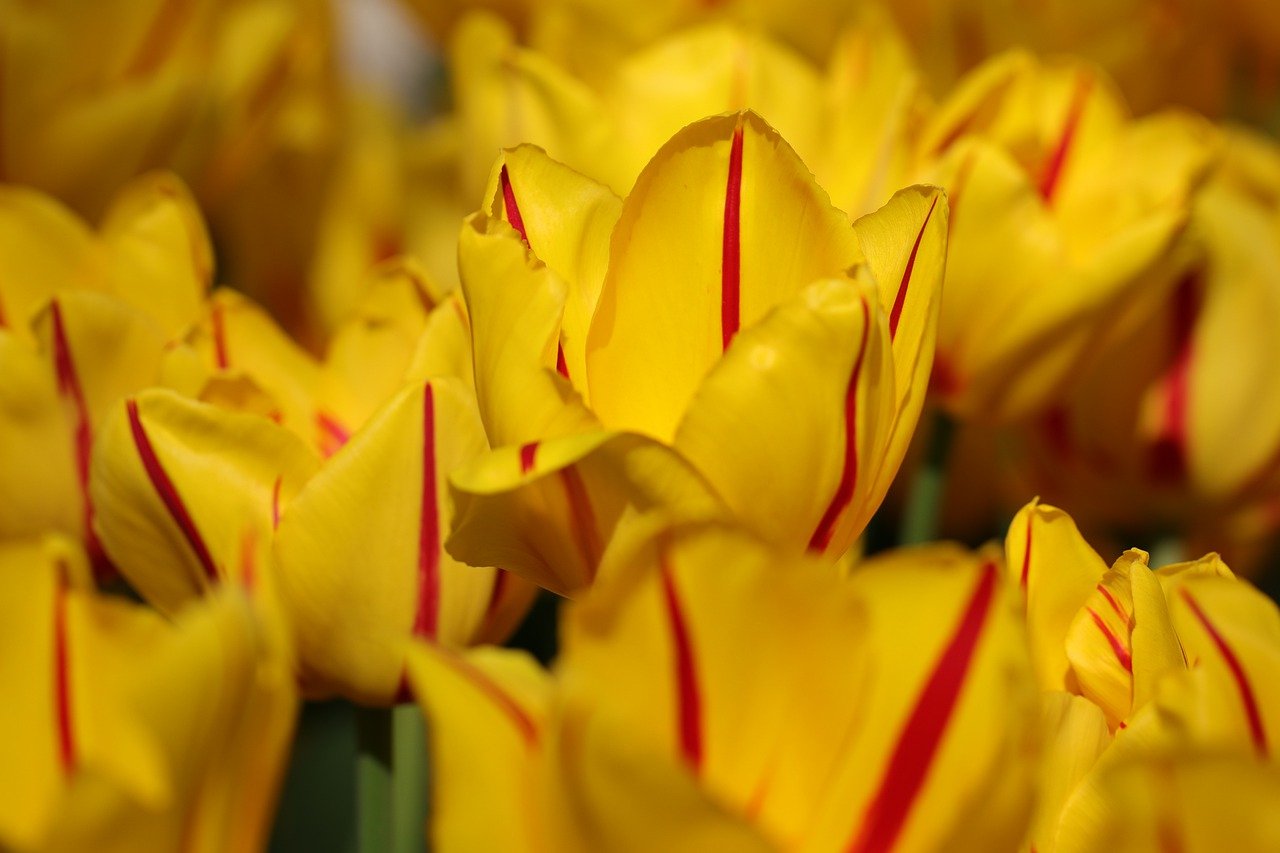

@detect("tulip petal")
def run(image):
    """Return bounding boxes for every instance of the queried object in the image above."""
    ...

[483,144,622,390]
[405,644,549,853]
[671,277,894,557]
[100,172,212,339]
[90,389,320,614]
[458,214,597,448]
[1026,692,1111,853]
[586,110,864,442]
[404,292,477,394]
[274,379,496,704]
[1005,499,1109,690]
[446,433,725,597]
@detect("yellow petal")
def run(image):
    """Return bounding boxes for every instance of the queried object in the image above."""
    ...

[850,185,948,502]
[1005,499,1109,691]
[586,110,864,442]
[482,144,622,391]
[446,432,725,597]
[804,548,1037,852]
[90,389,320,615]
[274,379,498,705]
[671,277,894,558]
[1026,692,1111,853]
[100,171,212,340]
[405,644,549,853]
[403,291,477,394]
[458,214,597,447]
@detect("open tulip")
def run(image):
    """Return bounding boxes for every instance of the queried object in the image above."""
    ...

[407,518,1037,851]
[0,535,295,852]
[918,50,1214,422]
[446,110,947,593]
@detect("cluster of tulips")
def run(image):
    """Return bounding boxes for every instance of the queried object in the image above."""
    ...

[4,0,1280,851]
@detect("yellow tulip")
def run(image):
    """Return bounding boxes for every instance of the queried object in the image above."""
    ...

[446,111,947,593]
[919,50,1214,422]
[0,535,295,852]
[407,518,1037,851]
[0,174,211,571]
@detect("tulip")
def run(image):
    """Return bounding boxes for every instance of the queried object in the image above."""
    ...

[445,110,947,594]
[0,535,295,852]
[407,518,1037,851]
[918,50,1215,422]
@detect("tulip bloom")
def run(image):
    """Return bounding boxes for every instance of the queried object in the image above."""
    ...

[445,110,947,593]
[0,174,211,570]
[918,51,1214,422]
[0,536,295,851]
[408,519,1037,851]
[91,267,530,705]
[1006,499,1280,852]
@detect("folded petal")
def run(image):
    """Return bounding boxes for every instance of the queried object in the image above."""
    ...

[1005,499,1109,690]
[672,277,894,558]
[90,389,320,614]
[274,379,500,704]
[1026,692,1111,853]
[586,110,864,442]
[446,433,725,597]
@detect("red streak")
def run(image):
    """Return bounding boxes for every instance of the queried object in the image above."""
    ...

[1096,584,1128,622]
[411,385,441,641]
[53,568,75,774]
[1149,274,1199,485]
[809,298,871,553]
[560,467,602,575]
[485,571,509,618]
[50,301,105,572]
[519,441,538,474]
[1038,75,1092,203]
[659,554,704,771]
[1087,607,1133,672]
[271,475,283,530]
[1018,514,1034,589]
[0,292,7,328]
[1180,589,1268,755]
[127,399,219,583]
[720,125,744,350]
[316,412,350,458]
[211,303,229,369]
[847,563,998,853]
[436,650,539,747]
[888,196,939,340]
[500,163,570,379]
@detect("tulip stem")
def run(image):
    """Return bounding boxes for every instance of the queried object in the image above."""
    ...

[391,704,429,852]
[356,707,392,852]
[899,410,955,546]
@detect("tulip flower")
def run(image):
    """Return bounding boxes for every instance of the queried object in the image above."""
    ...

[407,518,1037,851]
[1011,127,1280,546]
[445,110,947,593]
[1005,499,1280,852]
[918,50,1214,422]
[0,174,212,571]
[90,271,531,704]
[0,535,295,851]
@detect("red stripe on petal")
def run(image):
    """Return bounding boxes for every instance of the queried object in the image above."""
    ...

[659,552,704,772]
[1087,607,1133,672]
[1018,515,1034,590]
[435,650,540,747]
[720,124,744,350]
[1097,584,1128,623]
[1039,74,1092,203]
[271,475,283,530]
[211,302,229,369]
[809,298,872,553]
[316,411,351,458]
[519,441,538,474]
[500,165,529,244]
[848,562,998,853]
[485,570,509,618]
[412,385,441,641]
[127,398,219,583]
[1180,589,1268,755]
[888,195,939,340]
[50,301,106,574]
[1149,273,1199,485]
[560,467,602,578]
[53,567,75,774]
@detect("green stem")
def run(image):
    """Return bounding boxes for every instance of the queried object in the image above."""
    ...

[391,704,429,853]
[356,707,392,853]
[899,410,955,546]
